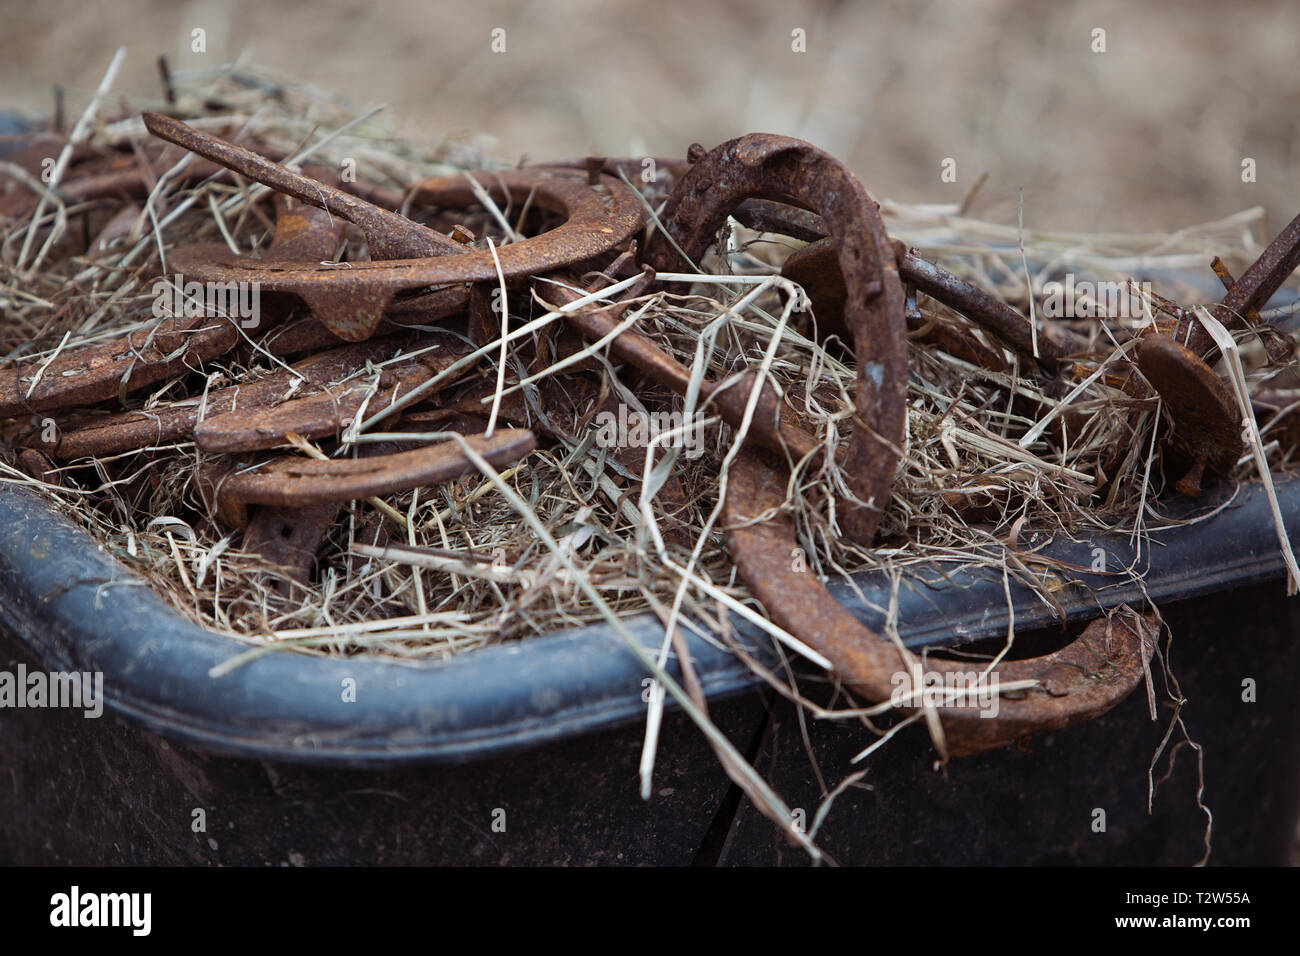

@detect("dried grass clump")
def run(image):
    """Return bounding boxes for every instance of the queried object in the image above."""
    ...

[6,60,1299,860]
[3,64,1298,677]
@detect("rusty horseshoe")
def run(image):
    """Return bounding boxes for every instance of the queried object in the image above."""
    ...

[203,428,536,529]
[652,136,1157,756]
[0,195,344,421]
[161,165,647,342]
[723,446,1157,756]
[643,134,908,546]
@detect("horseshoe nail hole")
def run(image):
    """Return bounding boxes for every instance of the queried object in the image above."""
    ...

[280,525,295,539]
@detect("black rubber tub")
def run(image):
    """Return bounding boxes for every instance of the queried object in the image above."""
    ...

[1,476,1297,864]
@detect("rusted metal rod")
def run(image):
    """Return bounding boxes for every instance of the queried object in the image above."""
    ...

[734,199,1064,369]
[142,112,464,260]
[1174,209,1300,359]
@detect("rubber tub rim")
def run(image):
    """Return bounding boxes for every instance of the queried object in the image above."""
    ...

[0,475,1293,767]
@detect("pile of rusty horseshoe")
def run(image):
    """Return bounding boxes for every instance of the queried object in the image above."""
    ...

[4,114,1299,756]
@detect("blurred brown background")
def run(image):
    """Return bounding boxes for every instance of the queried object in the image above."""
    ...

[1,0,1297,233]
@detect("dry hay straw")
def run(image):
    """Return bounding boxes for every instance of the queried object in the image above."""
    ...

[3,59,1298,862]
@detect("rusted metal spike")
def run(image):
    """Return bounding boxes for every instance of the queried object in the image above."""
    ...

[902,249,1065,370]
[1208,256,1292,363]
[1210,257,1258,322]
[0,131,406,221]
[167,166,646,343]
[1174,208,1300,358]
[735,200,1063,370]
[141,112,463,260]
[778,234,1063,370]
[1139,287,1189,333]
[643,133,905,545]
[1215,215,1300,323]
[724,445,1157,756]
[204,429,535,527]
[1136,334,1244,495]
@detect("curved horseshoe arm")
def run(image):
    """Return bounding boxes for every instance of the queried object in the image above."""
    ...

[642,134,907,546]
[170,168,647,343]
[724,447,1157,757]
